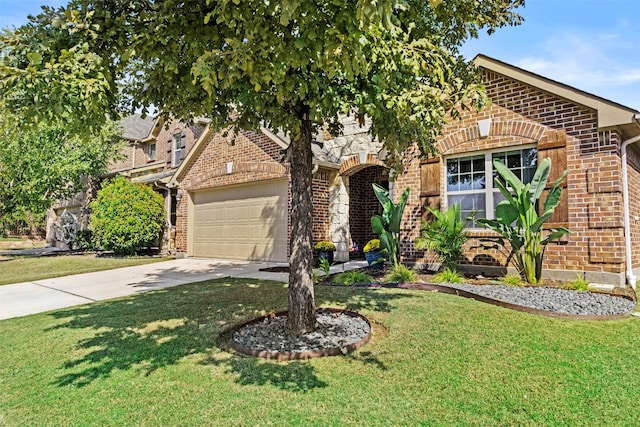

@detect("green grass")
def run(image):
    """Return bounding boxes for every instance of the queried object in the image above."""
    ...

[0,255,169,285]
[0,237,46,250]
[333,270,374,285]
[1,278,639,426]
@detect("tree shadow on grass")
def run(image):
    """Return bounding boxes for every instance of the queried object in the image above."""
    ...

[46,278,410,390]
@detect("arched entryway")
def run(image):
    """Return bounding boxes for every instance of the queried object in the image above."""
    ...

[347,165,389,258]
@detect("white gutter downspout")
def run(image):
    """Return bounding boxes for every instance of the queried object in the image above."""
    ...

[622,120,640,289]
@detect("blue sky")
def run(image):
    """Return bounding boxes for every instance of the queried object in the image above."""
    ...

[1,0,639,110]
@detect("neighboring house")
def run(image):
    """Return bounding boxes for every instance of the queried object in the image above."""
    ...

[46,114,208,251]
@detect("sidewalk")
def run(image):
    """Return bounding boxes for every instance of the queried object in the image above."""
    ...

[0,258,367,320]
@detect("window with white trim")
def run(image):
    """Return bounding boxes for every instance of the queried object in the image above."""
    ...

[148,143,156,161]
[445,146,537,226]
[172,134,184,167]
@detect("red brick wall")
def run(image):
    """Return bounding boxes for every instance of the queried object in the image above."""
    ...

[397,69,630,281]
[174,130,289,252]
[628,144,640,272]
[312,169,331,243]
[348,166,388,250]
[174,129,334,256]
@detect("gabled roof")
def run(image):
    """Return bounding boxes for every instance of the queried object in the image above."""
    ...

[474,55,640,138]
[120,114,158,141]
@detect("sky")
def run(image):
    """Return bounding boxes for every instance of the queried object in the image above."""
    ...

[1,0,639,110]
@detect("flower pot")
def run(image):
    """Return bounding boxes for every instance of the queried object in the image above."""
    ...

[365,251,384,268]
[318,251,334,264]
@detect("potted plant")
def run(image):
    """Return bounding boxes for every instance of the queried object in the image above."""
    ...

[314,240,336,264]
[363,239,385,268]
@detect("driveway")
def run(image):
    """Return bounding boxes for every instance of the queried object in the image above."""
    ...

[0,257,367,320]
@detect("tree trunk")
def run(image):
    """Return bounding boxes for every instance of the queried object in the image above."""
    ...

[285,114,316,335]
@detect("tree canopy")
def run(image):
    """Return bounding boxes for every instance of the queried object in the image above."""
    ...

[0,0,524,333]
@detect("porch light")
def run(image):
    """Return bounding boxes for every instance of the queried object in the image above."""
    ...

[477,119,492,138]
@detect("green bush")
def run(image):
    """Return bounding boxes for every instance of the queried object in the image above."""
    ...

[90,176,165,255]
[384,264,418,283]
[74,229,95,251]
[333,270,375,285]
[501,274,523,286]
[433,268,464,284]
[415,203,468,272]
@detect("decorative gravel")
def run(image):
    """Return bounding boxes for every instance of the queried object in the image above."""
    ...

[232,311,371,353]
[439,283,636,316]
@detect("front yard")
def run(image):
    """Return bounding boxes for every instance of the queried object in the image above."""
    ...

[0,254,169,286]
[1,277,639,426]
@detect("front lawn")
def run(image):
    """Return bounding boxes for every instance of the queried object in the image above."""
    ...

[0,254,169,285]
[1,278,639,426]
[0,237,46,250]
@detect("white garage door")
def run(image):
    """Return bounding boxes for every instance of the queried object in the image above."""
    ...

[190,181,288,262]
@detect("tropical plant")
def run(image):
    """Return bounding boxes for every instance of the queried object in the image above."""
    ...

[318,257,331,277]
[415,203,468,271]
[371,184,410,267]
[90,177,165,256]
[433,268,465,284]
[314,241,336,252]
[475,158,570,285]
[333,271,375,286]
[363,239,381,253]
[385,264,418,284]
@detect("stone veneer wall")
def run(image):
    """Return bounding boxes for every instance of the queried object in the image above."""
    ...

[394,69,632,285]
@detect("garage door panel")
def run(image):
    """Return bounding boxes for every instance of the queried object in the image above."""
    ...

[191,182,288,261]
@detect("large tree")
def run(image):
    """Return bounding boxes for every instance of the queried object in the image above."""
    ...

[1,0,523,334]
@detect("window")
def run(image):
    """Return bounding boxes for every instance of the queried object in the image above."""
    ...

[148,143,156,161]
[446,147,537,226]
[173,134,184,166]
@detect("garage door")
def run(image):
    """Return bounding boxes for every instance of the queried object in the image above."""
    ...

[190,181,288,261]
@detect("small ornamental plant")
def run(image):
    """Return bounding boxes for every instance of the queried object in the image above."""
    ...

[314,240,336,252]
[363,239,381,253]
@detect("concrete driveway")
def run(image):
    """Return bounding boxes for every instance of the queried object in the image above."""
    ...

[0,257,367,320]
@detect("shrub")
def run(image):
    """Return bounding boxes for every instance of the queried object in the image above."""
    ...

[314,240,336,252]
[563,274,589,291]
[501,274,523,286]
[433,268,464,284]
[415,203,468,271]
[90,176,165,255]
[476,158,569,285]
[385,264,418,283]
[363,239,381,253]
[74,229,95,251]
[333,270,375,285]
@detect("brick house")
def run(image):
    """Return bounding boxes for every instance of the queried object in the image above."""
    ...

[168,120,388,262]
[50,55,640,288]
[389,55,640,288]
[167,55,640,288]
